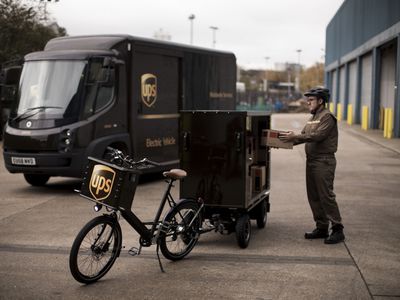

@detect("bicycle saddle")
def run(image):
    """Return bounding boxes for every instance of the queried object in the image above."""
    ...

[163,169,187,180]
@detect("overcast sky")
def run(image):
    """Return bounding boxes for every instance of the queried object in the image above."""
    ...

[47,0,344,70]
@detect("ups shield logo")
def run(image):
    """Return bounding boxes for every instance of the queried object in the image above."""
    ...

[141,73,157,107]
[89,165,116,201]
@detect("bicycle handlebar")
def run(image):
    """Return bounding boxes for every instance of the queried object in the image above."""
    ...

[137,158,161,167]
[105,147,161,168]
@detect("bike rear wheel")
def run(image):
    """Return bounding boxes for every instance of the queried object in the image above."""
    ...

[69,215,122,284]
[160,200,201,261]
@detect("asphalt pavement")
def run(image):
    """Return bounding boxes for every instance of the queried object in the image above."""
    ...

[0,113,399,300]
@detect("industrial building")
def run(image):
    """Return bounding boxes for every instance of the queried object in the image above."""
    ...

[325,0,400,138]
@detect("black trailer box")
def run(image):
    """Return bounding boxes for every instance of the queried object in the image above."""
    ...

[180,111,271,210]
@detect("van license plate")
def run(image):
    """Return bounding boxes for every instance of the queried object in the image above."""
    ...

[11,157,36,166]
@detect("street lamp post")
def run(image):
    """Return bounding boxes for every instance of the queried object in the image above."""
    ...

[264,56,270,94]
[38,0,60,22]
[188,14,195,45]
[287,63,292,99]
[296,49,302,64]
[319,48,325,84]
[210,26,218,48]
[296,49,302,92]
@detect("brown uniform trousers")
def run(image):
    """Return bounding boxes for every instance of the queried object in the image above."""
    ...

[306,155,342,229]
[296,107,343,230]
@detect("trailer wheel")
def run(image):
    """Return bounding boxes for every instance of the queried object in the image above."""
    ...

[235,214,251,248]
[24,174,50,186]
[256,200,267,229]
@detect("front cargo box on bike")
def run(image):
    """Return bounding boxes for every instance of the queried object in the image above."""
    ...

[180,111,271,210]
[80,157,139,210]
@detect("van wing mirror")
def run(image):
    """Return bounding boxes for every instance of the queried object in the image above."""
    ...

[0,66,22,86]
[87,57,115,85]
[102,57,112,67]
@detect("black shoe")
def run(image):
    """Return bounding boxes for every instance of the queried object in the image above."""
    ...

[324,228,345,244]
[304,228,329,239]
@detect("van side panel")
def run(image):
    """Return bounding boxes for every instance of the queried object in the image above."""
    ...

[131,50,180,165]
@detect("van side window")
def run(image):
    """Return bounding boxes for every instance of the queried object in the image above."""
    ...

[83,58,115,117]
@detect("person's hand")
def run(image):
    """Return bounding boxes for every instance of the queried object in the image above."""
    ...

[278,131,295,142]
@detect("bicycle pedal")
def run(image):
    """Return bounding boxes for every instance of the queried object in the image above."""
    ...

[128,247,140,256]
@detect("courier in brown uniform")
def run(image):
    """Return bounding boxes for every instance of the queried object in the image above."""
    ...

[279,87,345,244]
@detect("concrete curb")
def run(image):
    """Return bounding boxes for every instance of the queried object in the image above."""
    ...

[339,122,400,155]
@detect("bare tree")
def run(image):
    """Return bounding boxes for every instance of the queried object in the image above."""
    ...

[0,0,67,66]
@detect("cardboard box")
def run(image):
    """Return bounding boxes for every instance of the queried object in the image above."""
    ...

[251,165,266,193]
[262,129,293,149]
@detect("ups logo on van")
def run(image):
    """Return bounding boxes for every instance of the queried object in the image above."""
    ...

[89,165,116,201]
[141,73,157,107]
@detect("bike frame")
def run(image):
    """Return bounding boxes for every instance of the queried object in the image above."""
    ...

[79,150,203,248]
[117,178,177,245]
[71,149,204,281]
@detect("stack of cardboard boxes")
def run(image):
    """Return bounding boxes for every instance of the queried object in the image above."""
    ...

[249,129,293,195]
[262,129,293,149]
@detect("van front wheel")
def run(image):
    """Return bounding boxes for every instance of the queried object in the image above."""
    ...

[23,174,50,186]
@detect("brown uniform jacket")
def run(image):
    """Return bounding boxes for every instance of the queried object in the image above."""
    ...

[295,107,338,158]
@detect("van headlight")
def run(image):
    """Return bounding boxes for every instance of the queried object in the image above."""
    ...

[59,129,74,152]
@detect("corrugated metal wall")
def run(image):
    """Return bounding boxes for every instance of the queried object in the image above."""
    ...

[325,0,400,138]
[326,0,400,65]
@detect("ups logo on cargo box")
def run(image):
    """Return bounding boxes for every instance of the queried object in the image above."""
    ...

[141,73,157,107]
[89,165,116,201]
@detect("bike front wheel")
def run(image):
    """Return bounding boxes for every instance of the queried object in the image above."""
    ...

[160,200,201,261]
[69,215,122,284]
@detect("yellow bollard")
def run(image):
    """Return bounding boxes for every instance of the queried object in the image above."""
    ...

[380,106,385,130]
[347,104,353,125]
[386,108,393,139]
[384,108,388,138]
[362,106,368,130]
[329,102,334,113]
[337,103,342,121]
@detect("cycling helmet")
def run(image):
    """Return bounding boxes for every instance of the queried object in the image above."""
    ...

[304,87,330,103]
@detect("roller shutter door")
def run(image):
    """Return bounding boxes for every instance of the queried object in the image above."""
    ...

[338,66,346,120]
[361,53,372,129]
[379,44,396,137]
[347,61,357,124]
[331,69,337,114]
[380,46,396,110]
